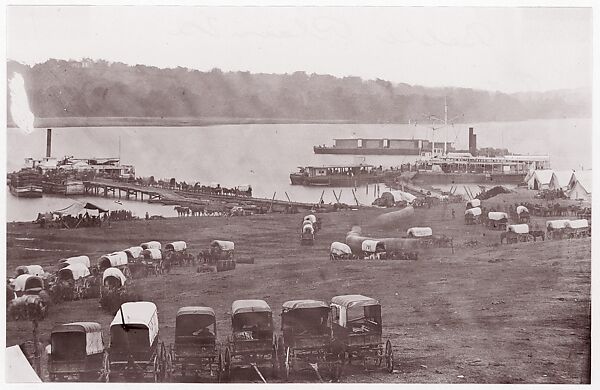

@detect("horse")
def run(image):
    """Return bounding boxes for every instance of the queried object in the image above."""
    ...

[500,231,518,244]
[530,230,545,242]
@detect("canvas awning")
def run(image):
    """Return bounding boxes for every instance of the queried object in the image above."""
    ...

[53,201,108,216]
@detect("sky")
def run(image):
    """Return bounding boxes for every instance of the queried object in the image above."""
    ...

[6,5,593,93]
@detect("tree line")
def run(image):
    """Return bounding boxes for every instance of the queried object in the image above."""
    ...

[7,59,591,125]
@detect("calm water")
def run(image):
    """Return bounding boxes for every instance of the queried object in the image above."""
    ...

[6,118,591,221]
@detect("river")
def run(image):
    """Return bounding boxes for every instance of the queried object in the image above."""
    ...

[6,118,591,222]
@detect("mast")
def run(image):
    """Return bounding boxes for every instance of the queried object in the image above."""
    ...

[444,96,448,155]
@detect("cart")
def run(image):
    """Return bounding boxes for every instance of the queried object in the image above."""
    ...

[170,306,222,380]
[107,301,169,382]
[278,299,340,381]
[330,295,394,373]
[223,299,278,382]
[47,322,109,382]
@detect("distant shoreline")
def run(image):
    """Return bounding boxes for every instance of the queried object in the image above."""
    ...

[7,116,590,129]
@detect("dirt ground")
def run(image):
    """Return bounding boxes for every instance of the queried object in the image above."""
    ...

[5,197,591,383]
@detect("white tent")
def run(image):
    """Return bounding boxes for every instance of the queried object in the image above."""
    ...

[549,170,574,191]
[5,345,42,383]
[527,170,553,190]
[566,170,592,201]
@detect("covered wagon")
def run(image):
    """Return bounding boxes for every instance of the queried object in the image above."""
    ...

[98,252,130,277]
[59,256,91,269]
[304,214,321,231]
[140,248,165,276]
[501,224,533,244]
[13,274,45,297]
[169,306,221,380]
[330,295,393,374]
[406,227,433,238]
[564,219,590,239]
[330,242,353,261]
[15,265,45,277]
[124,247,144,261]
[301,224,315,246]
[108,301,168,382]
[52,263,96,301]
[100,267,130,314]
[466,199,481,209]
[47,322,108,382]
[9,275,50,320]
[164,241,193,267]
[516,205,530,223]
[223,299,277,381]
[464,207,482,225]
[278,300,338,381]
[546,219,569,240]
[141,241,162,250]
[362,240,386,259]
[486,212,509,230]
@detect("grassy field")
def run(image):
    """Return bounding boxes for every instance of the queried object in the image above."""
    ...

[6,201,591,383]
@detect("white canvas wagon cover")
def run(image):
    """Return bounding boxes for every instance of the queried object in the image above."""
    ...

[124,247,143,259]
[13,274,43,292]
[488,212,508,221]
[516,205,529,214]
[303,224,315,234]
[166,241,187,252]
[282,300,328,311]
[15,265,44,276]
[302,220,313,227]
[566,219,589,229]
[465,207,482,216]
[60,255,90,268]
[546,220,569,229]
[51,322,104,356]
[99,252,128,267]
[507,224,529,234]
[177,306,215,318]
[58,263,91,280]
[304,214,317,223]
[232,299,271,315]
[211,240,234,251]
[103,267,127,286]
[466,199,481,208]
[331,294,380,309]
[407,227,433,237]
[141,248,162,260]
[362,240,383,253]
[141,241,162,250]
[330,242,352,256]
[111,302,159,346]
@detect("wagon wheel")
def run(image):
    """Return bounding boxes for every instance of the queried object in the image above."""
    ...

[164,344,173,382]
[153,353,161,382]
[271,337,279,378]
[526,234,533,242]
[385,340,394,373]
[217,351,223,383]
[223,347,231,382]
[284,346,291,381]
[102,351,111,382]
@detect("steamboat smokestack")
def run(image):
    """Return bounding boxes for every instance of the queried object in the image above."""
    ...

[46,128,52,158]
[468,127,477,156]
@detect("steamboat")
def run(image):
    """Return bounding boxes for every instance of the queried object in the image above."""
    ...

[300,127,550,186]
